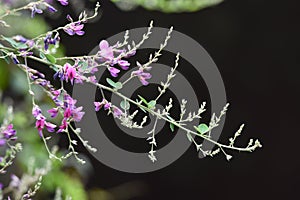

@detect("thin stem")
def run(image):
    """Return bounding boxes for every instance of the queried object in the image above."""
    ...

[83,77,253,152]
[0,0,45,19]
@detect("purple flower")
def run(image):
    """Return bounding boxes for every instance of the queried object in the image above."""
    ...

[47,108,59,118]
[57,119,67,133]
[64,107,72,118]
[44,33,60,51]
[45,121,56,132]
[66,14,72,22]
[125,49,136,58]
[45,3,57,12]
[33,106,56,137]
[55,63,82,85]
[113,107,123,118]
[32,105,42,117]
[99,40,114,61]
[2,124,17,139]
[94,102,102,112]
[72,106,84,122]
[0,139,5,147]
[13,35,35,48]
[118,60,130,70]
[53,70,65,81]
[88,75,97,83]
[11,54,19,64]
[0,182,3,190]
[57,0,68,6]
[20,51,34,57]
[30,5,43,18]
[64,22,85,36]
[13,35,27,43]
[63,63,77,84]
[9,174,20,188]
[59,94,85,128]
[108,67,120,77]
[104,102,112,110]
[51,89,61,102]
[132,67,152,86]
[94,99,111,111]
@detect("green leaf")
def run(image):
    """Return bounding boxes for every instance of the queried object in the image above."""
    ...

[115,82,123,90]
[2,36,17,46]
[195,123,209,134]
[0,51,10,64]
[45,53,56,64]
[148,100,156,109]
[138,95,148,105]
[170,123,175,132]
[106,78,122,89]
[120,100,130,110]
[78,61,89,71]
[15,42,28,49]
[2,36,27,49]
[39,51,46,59]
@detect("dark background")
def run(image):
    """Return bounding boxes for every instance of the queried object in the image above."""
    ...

[48,0,299,199]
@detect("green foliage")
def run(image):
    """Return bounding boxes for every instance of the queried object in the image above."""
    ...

[138,95,156,109]
[0,60,9,90]
[106,78,123,90]
[195,123,209,134]
[1,16,49,37]
[111,0,223,13]
[120,100,130,110]
[40,52,57,64]
[169,122,175,132]
[148,100,156,109]
[2,36,28,49]
[42,170,88,200]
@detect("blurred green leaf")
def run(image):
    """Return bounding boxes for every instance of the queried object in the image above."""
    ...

[111,0,223,13]
[0,60,9,89]
[120,100,130,110]
[45,53,57,64]
[2,16,49,37]
[170,122,175,132]
[195,123,209,134]
[2,36,28,49]
[106,78,122,89]
[148,100,156,109]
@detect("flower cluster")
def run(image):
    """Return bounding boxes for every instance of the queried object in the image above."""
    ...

[63,14,85,36]
[98,40,135,77]
[94,98,123,118]
[54,63,82,85]
[32,105,56,137]
[0,0,262,171]
[29,0,69,18]
[0,124,17,147]
[56,93,85,133]
[132,65,152,86]
[31,88,85,136]
[13,35,35,48]
[44,32,60,51]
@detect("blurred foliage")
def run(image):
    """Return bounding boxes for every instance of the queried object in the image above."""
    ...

[0,16,49,37]
[111,0,223,13]
[0,11,89,199]
[0,99,88,200]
